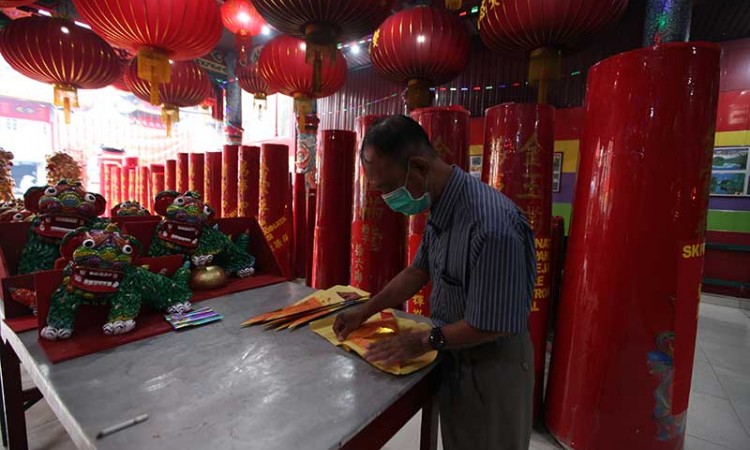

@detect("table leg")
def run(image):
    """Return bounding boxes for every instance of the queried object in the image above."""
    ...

[419,394,439,450]
[0,342,28,450]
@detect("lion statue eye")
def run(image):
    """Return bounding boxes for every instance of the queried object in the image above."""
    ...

[84,193,97,203]
[173,197,186,206]
[44,187,57,196]
[13,213,22,220]
[122,244,133,255]
[82,239,95,248]
[203,205,212,215]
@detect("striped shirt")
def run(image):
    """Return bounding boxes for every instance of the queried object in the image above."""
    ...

[412,167,536,333]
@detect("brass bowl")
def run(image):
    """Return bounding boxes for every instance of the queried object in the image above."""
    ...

[190,265,229,291]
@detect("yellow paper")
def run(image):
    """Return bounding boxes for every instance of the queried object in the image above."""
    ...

[310,309,437,376]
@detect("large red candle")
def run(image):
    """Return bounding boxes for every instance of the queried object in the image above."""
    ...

[545,43,720,450]
[165,159,177,191]
[222,145,240,218]
[176,152,189,192]
[259,143,291,278]
[122,157,138,200]
[137,166,151,210]
[293,172,307,278]
[351,115,406,295]
[110,165,122,209]
[305,188,317,287]
[312,130,356,289]
[238,145,260,218]
[189,153,205,196]
[482,102,554,423]
[127,168,136,202]
[407,106,469,315]
[204,152,222,216]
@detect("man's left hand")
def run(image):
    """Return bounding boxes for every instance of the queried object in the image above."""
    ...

[364,330,431,367]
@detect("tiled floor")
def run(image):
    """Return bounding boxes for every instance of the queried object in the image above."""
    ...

[18,297,750,450]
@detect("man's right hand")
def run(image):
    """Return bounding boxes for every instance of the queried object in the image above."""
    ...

[334,305,371,341]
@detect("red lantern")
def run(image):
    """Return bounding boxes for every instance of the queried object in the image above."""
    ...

[478,0,629,102]
[125,60,212,136]
[237,61,277,110]
[73,0,222,106]
[0,16,119,123]
[370,5,470,110]
[258,35,346,128]
[0,1,35,7]
[221,0,265,66]
[111,58,131,92]
[253,0,391,94]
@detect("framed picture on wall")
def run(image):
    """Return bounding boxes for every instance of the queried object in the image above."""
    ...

[710,147,749,196]
[469,155,482,179]
[552,152,564,193]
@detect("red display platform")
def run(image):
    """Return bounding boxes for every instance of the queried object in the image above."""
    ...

[0,222,32,279]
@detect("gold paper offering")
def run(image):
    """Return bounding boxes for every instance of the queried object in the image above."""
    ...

[310,309,437,376]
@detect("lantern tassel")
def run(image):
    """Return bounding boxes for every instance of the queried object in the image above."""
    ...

[294,95,313,132]
[236,34,253,67]
[137,47,171,106]
[162,106,180,137]
[305,43,337,95]
[53,84,78,125]
[446,0,462,10]
[529,47,561,104]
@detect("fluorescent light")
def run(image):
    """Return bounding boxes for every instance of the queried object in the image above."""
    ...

[74,21,91,30]
[60,26,70,34]
[417,35,426,44]
[300,43,307,51]
[38,9,52,16]
[261,25,271,36]
[350,45,360,55]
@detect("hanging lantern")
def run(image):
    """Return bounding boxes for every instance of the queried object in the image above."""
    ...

[253,0,392,92]
[478,0,629,103]
[0,16,119,124]
[111,57,132,92]
[125,60,212,136]
[370,5,470,111]
[237,61,277,112]
[73,0,222,106]
[0,1,36,6]
[258,35,346,129]
[221,0,265,66]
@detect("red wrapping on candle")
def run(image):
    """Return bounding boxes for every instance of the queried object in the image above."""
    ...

[222,145,240,218]
[259,143,292,279]
[312,130,356,289]
[482,103,554,423]
[122,157,138,201]
[238,145,260,218]
[165,159,177,191]
[189,153,205,196]
[305,188,317,288]
[127,168,136,202]
[407,106,470,315]
[204,152,223,217]
[137,166,151,211]
[100,162,112,214]
[351,115,406,295]
[176,153,189,193]
[293,172,307,278]
[287,173,295,279]
[151,171,166,202]
[110,165,122,210]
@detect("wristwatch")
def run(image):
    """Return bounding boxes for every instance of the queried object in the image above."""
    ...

[428,326,446,351]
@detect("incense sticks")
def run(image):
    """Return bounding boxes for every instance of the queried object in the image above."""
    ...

[165,307,222,330]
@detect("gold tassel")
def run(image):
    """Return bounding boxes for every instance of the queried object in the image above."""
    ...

[53,84,78,125]
[446,0,462,10]
[161,105,180,137]
[137,47,171,106]
[294,95,312,132]
[528,47,562,104]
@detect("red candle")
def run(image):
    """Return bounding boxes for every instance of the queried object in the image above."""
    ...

[165,159,177,191]
[238,145,260,218]
[204,152,223,217]
[222,145,240,218]
[259,143,291,278]
[176,152,189,192]
[189,153,205,196]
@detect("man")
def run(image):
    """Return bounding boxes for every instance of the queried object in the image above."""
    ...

[334,115,536,450]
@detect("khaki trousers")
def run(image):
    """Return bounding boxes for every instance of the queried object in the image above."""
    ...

[438,332,534,450]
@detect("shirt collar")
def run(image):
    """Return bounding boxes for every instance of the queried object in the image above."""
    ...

[428,166,467,232]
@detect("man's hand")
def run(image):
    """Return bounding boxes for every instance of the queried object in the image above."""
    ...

[364,330,431,367]
[333,305,371,341]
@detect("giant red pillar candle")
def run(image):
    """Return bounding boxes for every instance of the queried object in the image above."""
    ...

[100,162,112,212]
[351,115,407,295]
[407,106,470,315]
[122,157,139,201]
[312,130,356,289]
[545,43,720,450]
[176,153,189,192]
[110,165,122,210]
[305,188,317,287]
[482,102,554,423]
[293,172,307,278]
[189,153,205,196]
[165,159,177,191]
[259,144,292,278]
[222,145,240,218]
[127,168,136,202]
[204,152,223,216]
[238,146,260,218]
[151,164,166,202]
[137,166,150,211]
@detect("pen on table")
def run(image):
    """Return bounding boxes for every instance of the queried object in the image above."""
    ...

[96,414,149,439]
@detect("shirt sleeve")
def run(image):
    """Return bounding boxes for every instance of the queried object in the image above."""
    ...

[464,228,536,334]
[410,234,430,275]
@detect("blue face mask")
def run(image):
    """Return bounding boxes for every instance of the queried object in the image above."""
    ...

[381,166,431,216]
